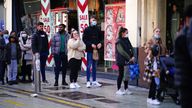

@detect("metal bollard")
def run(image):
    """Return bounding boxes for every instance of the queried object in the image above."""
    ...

[34,53,41,93]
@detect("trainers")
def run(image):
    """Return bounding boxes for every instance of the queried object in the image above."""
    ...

[116,90,125,95]
[74,83,81,88]
[147,98,152,103]
[150,99,160,105]
[92,81,102,87]
[86,82,91,88]
[125,89,133,95]
[70,83,76,89]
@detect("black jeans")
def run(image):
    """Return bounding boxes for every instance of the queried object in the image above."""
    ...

[21,59,32,80]
[117,65,128,90]
[40,54,48,82]
[54,53,68,83]
[69,58,81,83]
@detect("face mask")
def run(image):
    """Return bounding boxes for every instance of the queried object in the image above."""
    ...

[3,34,9,39]
[21,34,27,37]
[91,21,97,26]
[126,33,129,37]
[154,34,160,40]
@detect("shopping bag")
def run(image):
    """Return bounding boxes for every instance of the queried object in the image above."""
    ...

[128,63,140,80]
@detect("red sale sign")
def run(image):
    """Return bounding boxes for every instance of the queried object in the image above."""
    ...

[40,0,51,34]
[77,0,89,71]
[77,0,89,38]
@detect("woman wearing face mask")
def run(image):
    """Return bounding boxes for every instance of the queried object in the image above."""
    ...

[19,31,33,82]
[115,27,135,95]
[67,29,86,89]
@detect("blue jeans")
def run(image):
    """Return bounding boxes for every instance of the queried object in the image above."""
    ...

[86,52,97,82]
[8,60,17,81]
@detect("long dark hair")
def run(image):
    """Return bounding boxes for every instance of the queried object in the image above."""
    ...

[118,27,127,38]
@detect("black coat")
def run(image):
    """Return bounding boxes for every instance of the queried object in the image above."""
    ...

[175,26,192,89]
[0,35,6,61]
[6,42,21,64]
[32,30,49,54]
[115,37,134,66]
[83,26,102,52]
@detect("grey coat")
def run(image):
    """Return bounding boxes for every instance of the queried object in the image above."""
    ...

[51,32,70,55]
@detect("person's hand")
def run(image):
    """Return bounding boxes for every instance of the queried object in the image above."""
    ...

[130,57,135,63]
[97,43,102,49]
[92,44,97,49]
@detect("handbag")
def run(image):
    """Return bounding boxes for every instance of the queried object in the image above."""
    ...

[24,53,33,60]
[93,49,99,60]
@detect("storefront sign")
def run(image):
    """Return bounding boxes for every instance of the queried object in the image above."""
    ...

[77,0,89,38]
[104,4,125,61]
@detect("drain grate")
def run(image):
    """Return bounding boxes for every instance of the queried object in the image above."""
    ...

[43,86,69,91]
[95,99,120,103]
[49,91,104,100]
[0,93,17,98]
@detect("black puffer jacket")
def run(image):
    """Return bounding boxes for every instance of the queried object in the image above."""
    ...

[115,37,134,66]
[175,26,192,89]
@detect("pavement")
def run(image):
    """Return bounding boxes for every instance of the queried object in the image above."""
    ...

[0,69,180,108]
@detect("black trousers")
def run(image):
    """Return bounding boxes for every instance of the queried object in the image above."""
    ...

[54,53,68,83]
[117,65,128,90]
[69,58,81,83]
[21,59,32,80]
[148,77,162,100]
[180,88,192,108]
[0,61,6,83]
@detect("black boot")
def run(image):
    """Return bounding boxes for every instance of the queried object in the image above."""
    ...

[62,80,68,86]
[54,81,58,86]
[2,80,4,85]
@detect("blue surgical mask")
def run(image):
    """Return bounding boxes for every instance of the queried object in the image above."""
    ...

[91,21,97,26]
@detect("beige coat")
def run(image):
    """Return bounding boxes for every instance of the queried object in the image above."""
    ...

[67,38,86,61]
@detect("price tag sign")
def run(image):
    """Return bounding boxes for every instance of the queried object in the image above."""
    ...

[77,0,89,39]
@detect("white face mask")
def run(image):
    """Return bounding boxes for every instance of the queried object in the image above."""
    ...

[126,33,129,37]
[154,34,160,40]
[21,34,27,37]
[91,21,97,26]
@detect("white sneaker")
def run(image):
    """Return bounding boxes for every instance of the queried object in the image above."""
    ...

[74,83,81,88]
[92,81,102,87]
[86,82,91,88]
[116,90,125,95]
[70,83,76,89]
[147,98,152,103]
[150,99,160,105]
[125,89,133,95]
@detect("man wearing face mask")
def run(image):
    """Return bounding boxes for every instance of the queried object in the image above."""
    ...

[51,24,70,86]
[83,16,103,88]
[32,22,49,84]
